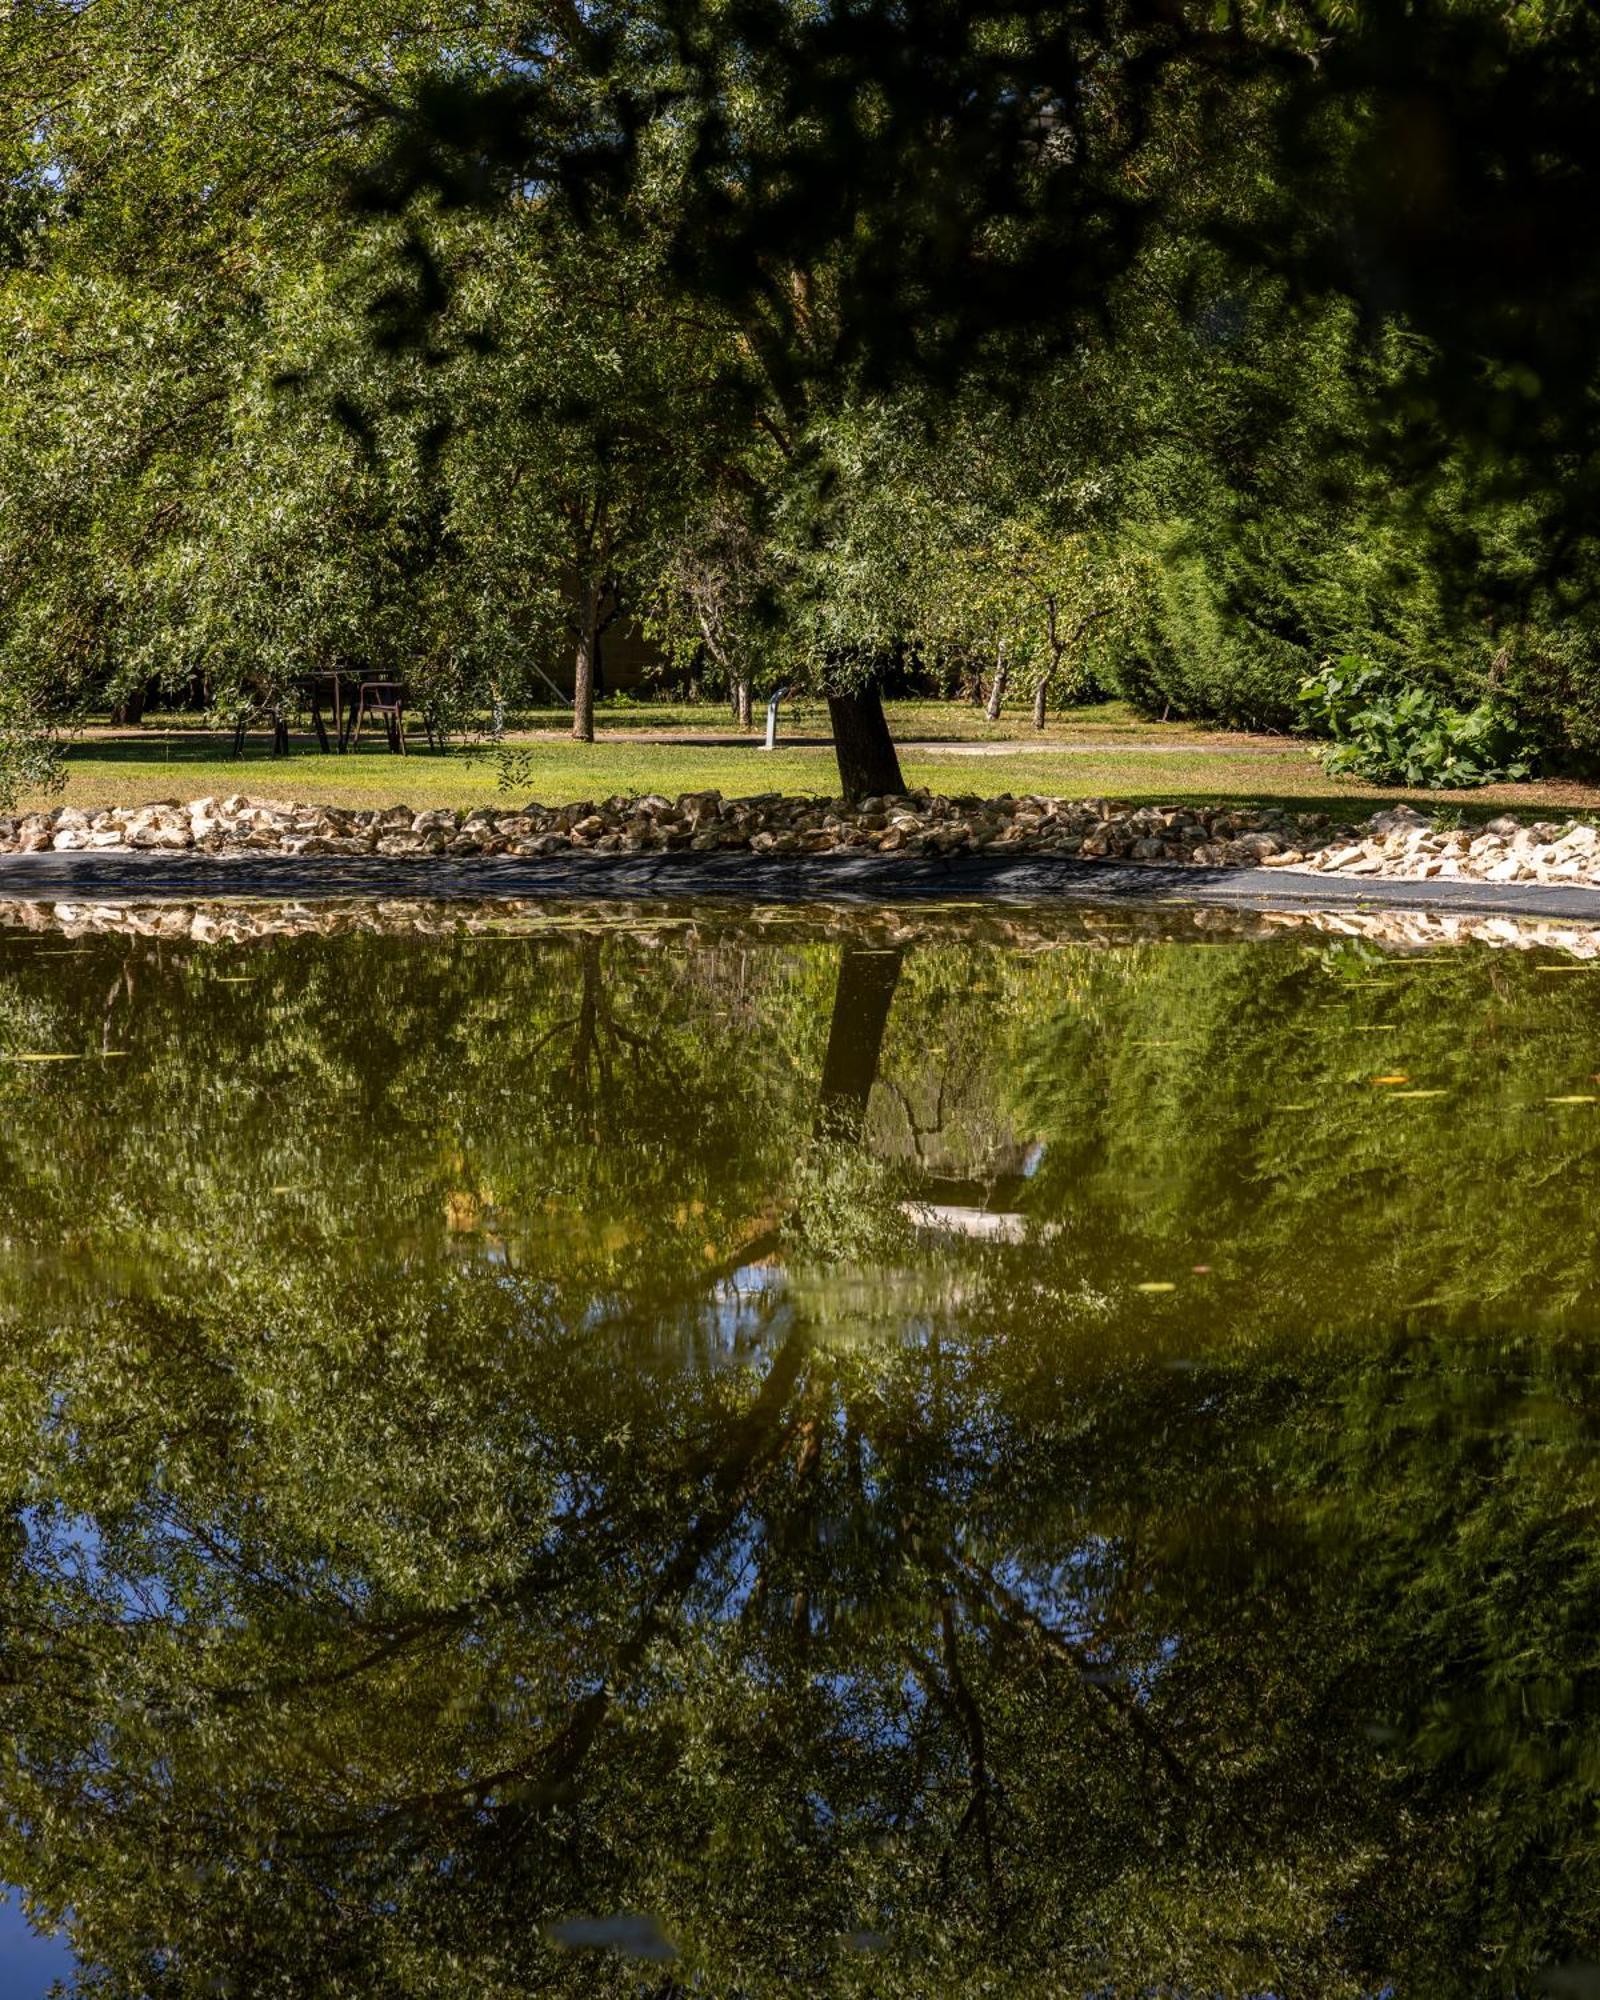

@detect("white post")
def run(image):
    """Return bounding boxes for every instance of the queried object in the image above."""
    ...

[763,687,786,751]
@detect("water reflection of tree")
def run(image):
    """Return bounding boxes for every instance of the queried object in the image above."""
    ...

[1,930,1600,1991]
[7,1267,1599,1994]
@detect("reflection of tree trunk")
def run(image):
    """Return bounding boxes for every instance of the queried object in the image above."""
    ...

[568,935,606,1123]
[815,947,904,1144]
[499,1324,812,1824]
[826,689,905,803]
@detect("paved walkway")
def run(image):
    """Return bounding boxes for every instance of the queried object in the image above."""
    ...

[5,848,1600,920]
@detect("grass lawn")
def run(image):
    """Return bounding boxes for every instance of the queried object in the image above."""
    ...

[24,702,1600,823]
[121,695,1190,744]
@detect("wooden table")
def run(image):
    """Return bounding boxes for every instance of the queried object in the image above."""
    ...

[296,670,363,753]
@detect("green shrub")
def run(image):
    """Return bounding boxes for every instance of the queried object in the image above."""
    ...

[1297,656,1535,788]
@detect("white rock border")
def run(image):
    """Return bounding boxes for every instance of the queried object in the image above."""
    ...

[2,793,1598,889]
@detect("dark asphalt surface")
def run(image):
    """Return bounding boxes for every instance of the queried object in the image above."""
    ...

[2,848,1600,919]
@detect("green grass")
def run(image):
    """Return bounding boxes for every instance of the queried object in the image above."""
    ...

[25,721,1600,824]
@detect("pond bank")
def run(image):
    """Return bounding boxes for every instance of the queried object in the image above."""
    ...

[7,793,1600,891]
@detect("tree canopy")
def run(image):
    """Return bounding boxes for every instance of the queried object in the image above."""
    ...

[2,1,1600,794]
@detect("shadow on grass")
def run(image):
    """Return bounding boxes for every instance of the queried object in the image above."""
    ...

[65,731,469,767]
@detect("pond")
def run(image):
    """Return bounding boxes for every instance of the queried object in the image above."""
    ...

[0,895,1598,1997]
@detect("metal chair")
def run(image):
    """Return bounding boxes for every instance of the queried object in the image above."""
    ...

[349,680,409,754]
[229,686,290,758]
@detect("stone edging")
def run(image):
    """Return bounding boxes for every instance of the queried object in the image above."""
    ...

[5,793,1599,891]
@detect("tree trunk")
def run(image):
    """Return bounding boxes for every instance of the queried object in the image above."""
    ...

[110,681,151,727]
[984,640,1009,723]
[826,688,905,803]
[734,675,753,730]
[1032,672,1052,731]
[572,587,600,743]
[816,946,905,1144]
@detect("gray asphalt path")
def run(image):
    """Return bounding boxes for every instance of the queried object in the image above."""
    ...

[2,848,1599,919]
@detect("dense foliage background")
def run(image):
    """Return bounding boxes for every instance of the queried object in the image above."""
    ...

[1,0,1598,785]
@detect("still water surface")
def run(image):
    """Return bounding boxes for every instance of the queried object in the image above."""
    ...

[0,900,1597,1997]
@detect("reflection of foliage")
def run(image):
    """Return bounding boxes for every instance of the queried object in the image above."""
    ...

[786,1138,909,1266]
[0,926,834,1303]
[1002,933,1600,1327]
[0,922,1599,1991]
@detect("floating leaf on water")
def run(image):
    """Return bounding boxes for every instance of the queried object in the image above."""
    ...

[1370,1075,1410,1086]
[1135,1281,1177,1294]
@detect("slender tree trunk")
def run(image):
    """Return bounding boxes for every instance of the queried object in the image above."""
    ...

[826,688,905,803]
[1037,603,1111,733]
[734,676,753,730]
[572,584,600,743]
[816,946,905,1143]
[984,640,1009,724]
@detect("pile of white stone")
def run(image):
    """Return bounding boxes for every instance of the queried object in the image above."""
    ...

[0,792,1340,860]
[1275,804,1600,885]
[0,793,1598,887]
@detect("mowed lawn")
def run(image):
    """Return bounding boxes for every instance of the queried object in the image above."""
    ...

[20,700,1600,822]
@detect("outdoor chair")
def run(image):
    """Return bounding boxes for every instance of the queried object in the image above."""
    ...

[348,679,409,754]
[229,685,291,758]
